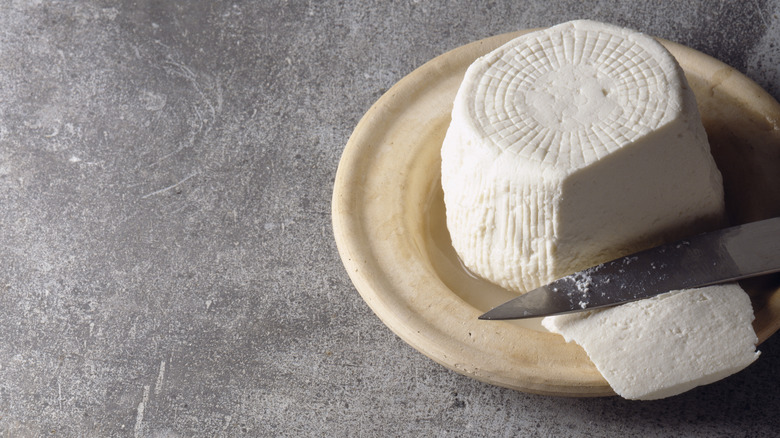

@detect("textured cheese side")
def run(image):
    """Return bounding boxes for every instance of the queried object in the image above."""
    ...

[542,284,760,400]
[441,20,725,293]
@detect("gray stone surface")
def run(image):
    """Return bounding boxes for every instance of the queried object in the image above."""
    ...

[1,1,779,436]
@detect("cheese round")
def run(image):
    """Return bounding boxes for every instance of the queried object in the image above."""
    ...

[441,20,725,293]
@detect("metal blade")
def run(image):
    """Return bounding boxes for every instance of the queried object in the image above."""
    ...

[479,217,780,320]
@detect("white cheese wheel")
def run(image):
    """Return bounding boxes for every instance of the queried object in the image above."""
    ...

[441,20,725,293]
[542,284,760,400]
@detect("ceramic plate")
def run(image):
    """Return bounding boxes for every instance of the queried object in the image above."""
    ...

[332,30,780,396]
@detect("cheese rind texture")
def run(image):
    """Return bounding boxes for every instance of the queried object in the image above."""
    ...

[441,20,725,293]
[542,284,760,400]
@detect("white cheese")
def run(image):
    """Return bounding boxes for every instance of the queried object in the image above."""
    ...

[542,284,760,400]
[441,20,725,293]
[442,20,760,399]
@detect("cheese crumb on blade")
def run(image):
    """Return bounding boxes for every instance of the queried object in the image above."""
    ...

[542,284,759,400]
[441,20,760,399]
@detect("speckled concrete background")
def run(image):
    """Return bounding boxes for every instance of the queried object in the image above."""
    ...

[1,1,779,437]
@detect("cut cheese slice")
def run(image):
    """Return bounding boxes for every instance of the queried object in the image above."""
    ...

[441,20,725,293]
[542,284,760,400]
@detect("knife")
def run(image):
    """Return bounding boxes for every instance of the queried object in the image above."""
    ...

[479,217,780,320]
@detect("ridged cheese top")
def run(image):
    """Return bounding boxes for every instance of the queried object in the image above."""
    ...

[453,20,684,170]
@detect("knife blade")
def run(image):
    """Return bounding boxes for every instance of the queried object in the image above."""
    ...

[479,217,780,320]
